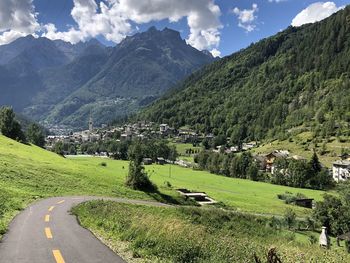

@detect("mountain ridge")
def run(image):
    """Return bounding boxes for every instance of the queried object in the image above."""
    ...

[0,28,214,130]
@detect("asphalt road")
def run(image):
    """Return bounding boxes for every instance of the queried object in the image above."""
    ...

[0,196,169,263]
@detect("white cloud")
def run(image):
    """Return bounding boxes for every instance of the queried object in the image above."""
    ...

[0,0,39,45]
[42,0,222,53]
[210,48,221,57]
[0,0,223,54]
[42,0,132,44]
[232,4,259,32]
[291,2,344,27]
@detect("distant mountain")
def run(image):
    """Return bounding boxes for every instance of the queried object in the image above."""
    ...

[0,28,214,130]
[140,7,350,141]
[46,27,214,127]
[0,35,97,112]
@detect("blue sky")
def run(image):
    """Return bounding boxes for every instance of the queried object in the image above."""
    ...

[1,0,350,56]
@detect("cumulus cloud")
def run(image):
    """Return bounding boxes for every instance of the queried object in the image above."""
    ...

[0,0,39,45]
[0,0,222,53]
[42,0,222,53]
[291,2,344,27]
[210,48,221,57]
[232,4,259,32]
[42,0,132,44]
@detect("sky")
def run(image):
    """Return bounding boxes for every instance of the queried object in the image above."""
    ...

[0,0,349,57]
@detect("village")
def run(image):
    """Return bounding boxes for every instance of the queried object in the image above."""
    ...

[45,118,350,184]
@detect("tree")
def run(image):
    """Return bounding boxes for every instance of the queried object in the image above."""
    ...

[53,141,64,156]
[313,194,347,236]
[126,144,156,191]
[247,163,259,181]
[168,145,178,162]
[309,151,322,174]
[26,123,45,147]
[0,107,26,142]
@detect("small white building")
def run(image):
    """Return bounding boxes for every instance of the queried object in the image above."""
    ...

[160,124,169,133]
[332,160,350,182]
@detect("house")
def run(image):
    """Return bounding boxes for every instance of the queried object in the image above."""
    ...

[332,160,350,182]
[142,158,153,165]
[265,150,289,174]
[156,157,166,165]
[120,131,132,141]
[242,142,257,151]
[177,130,198,143]
[160,124,169,133]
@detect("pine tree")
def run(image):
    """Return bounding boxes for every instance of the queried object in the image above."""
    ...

[309,151,322,174]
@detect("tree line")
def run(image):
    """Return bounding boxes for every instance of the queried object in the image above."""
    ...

[53,138,178,162]
[194,150,333,190]
[0,106,45,147]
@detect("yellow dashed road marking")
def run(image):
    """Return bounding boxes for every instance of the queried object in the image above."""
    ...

[57,200,65,204]
[45,227,53,239]
[53,250,66,263]
[44,215,50,222]
[48,206,55,212]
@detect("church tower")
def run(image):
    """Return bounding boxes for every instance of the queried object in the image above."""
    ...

[89,114,93,133]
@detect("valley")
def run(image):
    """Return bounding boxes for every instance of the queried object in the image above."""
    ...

[1,2,350,262]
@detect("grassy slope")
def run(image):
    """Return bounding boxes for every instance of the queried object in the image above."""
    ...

[69,157,326,216]
[144,163,325,216]
[0,135,149,236]
[0,134,327,236]
[252,132,350,167]
[73,201,350,263]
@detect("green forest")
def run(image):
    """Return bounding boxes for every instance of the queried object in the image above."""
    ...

[140,6,350,142]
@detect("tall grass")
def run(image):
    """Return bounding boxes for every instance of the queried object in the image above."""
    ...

[73,200,350,263]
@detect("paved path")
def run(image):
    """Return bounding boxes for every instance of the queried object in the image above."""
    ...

[0,196,169,263]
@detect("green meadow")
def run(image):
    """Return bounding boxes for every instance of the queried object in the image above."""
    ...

[0,134,329,238]
[0,135,149,237]
[143,163,325,216]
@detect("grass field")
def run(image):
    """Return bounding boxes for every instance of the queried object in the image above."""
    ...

[143,163,325,216]
[171,143,202,156]
[170,142,201,163]
[63,158,325,216]
[73,201,350,263]
[0,134,328,237]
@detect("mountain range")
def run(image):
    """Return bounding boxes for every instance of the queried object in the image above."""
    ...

[140,6,350,142]
[0,27,214,130]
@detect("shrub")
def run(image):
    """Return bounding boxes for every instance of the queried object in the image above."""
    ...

[284,209,296,230]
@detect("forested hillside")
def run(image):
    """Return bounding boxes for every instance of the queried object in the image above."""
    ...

[140,7,350,142]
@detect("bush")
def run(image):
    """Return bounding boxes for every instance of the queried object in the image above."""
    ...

[284,209,296,230]
[277,192,307,204]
